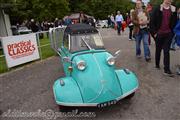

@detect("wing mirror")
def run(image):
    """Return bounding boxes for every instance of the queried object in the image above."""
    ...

[114,50,121,58]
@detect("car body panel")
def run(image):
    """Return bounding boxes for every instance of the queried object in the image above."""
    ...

[53,68,139,106]
[53,77,83,104]
[115,69,139,94]
[71,51,122,103]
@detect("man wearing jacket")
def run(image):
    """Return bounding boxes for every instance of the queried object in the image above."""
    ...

[132,0,151,62]
[150,0,177,76]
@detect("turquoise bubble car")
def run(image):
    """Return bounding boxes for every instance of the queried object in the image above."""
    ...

[52,23,139,110]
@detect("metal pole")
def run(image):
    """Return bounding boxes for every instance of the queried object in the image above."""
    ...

[36,33,42,60]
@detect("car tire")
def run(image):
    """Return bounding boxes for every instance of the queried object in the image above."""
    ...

[58,105,76,112]
[125,92,135,99]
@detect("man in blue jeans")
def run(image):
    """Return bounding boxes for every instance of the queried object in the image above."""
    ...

[132,0,151,62]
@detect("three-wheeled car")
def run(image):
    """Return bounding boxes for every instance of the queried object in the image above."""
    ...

[50,23,139,110]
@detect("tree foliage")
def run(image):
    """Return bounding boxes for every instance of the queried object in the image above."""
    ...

[1,0,69,22]
[0,0,180,24]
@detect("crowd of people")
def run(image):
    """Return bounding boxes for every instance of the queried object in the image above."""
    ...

[15,18,64,33]
[128,0,180,76]
[107,0,180,76]
[14,12,96,34]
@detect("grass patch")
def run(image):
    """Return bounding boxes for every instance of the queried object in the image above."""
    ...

[40,45,56,59]
[0,56,8,73]
[0,50,3,55]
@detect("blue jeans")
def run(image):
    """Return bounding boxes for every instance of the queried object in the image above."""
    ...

[117,21,122,34]
[135,29,151,58]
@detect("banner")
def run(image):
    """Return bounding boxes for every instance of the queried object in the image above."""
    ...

[1,33,40,68]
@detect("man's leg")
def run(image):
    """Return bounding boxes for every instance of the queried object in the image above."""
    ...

[142,30,151,60]
[135,32,142,57]
[163,33,173,72]
[155,35,163,68]
[129,26,133,40]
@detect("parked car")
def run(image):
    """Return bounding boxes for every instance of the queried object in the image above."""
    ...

[96,20,108,28]
[18,26,32,34]
[51,23,139,111]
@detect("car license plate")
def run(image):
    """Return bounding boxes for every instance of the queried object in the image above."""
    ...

[97,100,117,108]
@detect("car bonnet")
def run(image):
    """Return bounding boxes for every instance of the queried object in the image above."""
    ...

[71,52,122,103]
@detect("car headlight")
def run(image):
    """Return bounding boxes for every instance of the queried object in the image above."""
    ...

[77,61,86,70]
[107,57,115,66]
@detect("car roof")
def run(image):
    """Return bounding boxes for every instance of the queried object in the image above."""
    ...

[64,23,98,35]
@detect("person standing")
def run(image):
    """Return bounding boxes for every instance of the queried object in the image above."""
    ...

[173,7,180,75]
[132,0,151,61]
[110,14,115,28]
[146,3,153,45]
[54,18,59,27]
[127,9,134,40]
[115,11,124,35]
[150,0,177,76]
[107,15,111,28]
[29,19,39,33]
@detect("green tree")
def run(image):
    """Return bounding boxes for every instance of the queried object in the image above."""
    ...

[68,0,134,19]
[6,0,70,23]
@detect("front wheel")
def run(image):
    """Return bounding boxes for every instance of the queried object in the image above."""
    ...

[58,105,77,112]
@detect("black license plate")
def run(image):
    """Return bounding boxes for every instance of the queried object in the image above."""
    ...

[97,100,117,108]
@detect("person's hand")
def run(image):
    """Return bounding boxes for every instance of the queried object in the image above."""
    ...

[154,33,157,38]
[139,20,148,25]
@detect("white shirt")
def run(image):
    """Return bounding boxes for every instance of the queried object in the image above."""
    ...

[110,16,115,22]
[115,14,124,22]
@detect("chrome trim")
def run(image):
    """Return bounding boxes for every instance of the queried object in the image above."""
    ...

[54,86,138,107]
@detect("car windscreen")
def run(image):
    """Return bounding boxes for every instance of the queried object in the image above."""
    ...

[70,33,104,52]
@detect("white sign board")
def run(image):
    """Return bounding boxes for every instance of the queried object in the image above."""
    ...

[1,33,40,68]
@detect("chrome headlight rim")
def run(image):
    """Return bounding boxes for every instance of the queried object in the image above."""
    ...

[107,57,115,66]
[77,60,86,71]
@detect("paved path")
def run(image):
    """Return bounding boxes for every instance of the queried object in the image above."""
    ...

[0,28,180,120]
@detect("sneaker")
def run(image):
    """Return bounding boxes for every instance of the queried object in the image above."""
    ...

[136,55,141,59]
[129,39,132,41]
[176,67,180,75]
[164,70,174,77]
[170,48,176,51]
[145,57,151,62]
[155,65,160,70]
[177,71,180,75]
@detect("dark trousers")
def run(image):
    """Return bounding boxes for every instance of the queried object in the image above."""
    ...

[117,21,122,34]
[129,25,133,39]
[155,33,173,71]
